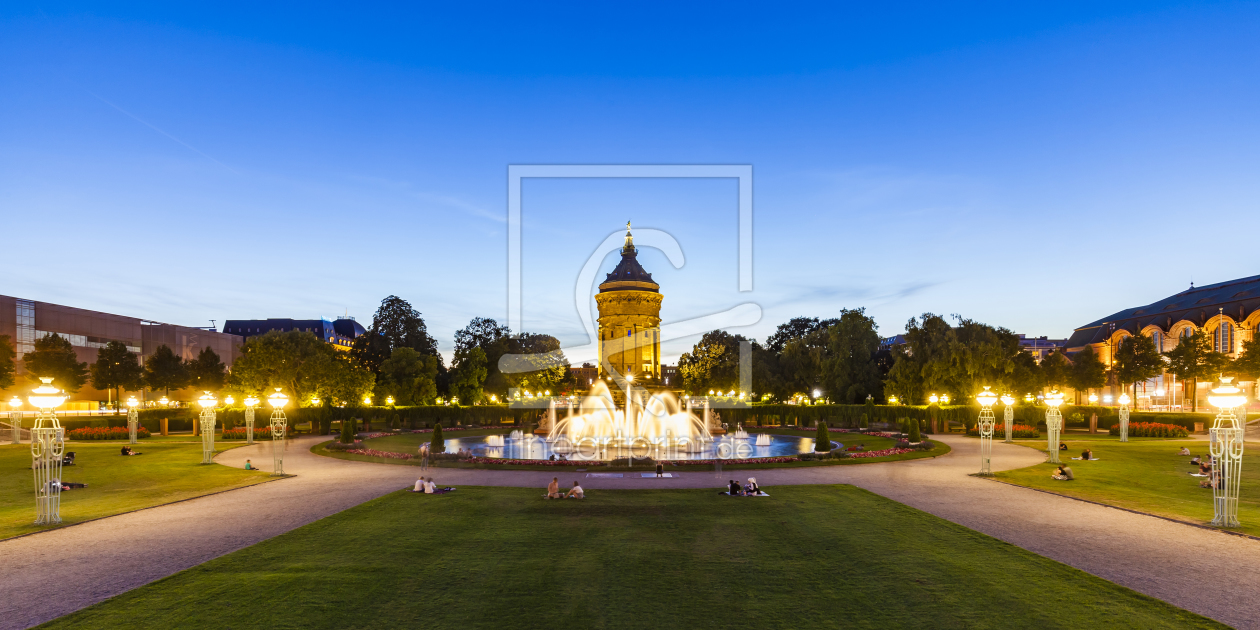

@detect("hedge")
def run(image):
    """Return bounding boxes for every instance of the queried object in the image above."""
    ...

[1109,422,1189,438]
[67,426,151,440]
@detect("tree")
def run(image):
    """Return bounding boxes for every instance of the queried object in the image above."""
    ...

[0,335,15,392]
[378,347,439,405]
[1040,350,1071,391]
[24,333,88,393]
[500,333,568,394]
[883,346,923,408]
[227,331,336,405]
[454,317,511,357]
[678,330,747,394]
[352,296,443,376]
[187,347,227,391]
[818,308,882,403]
[1165,329,1215,412]
[448,346,488,404]
[765,316,838,354]
[144,344,188,396]
[814,421,831,452]
[339,416,357,444]
[89,341,144,412]
[1112,335,1165,402]
[1233,338,1260,381]
[1066,346,1106,403]
[315,353,376,407]
[908,414,922,442]
[431,422,446,453]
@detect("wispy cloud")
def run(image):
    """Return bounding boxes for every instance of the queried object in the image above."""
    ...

[87,91,239,174]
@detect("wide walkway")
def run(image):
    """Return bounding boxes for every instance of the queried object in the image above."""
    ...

[1,434,1258,629]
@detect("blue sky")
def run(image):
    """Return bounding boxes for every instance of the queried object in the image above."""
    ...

[3,2,1260,365]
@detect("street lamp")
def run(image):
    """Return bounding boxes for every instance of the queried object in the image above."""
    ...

[159,396,169,407]
[929,394,939,404]
[940,394,951,405]
[888,395,898,404]
[28,378,67,525]
[976,386,998,475]
[1000,394,1015,444]
[196,392,218,464]
[268,388,289,476]
[363,396,372,406]
[1207,378,1246,528]
[1088,393,1098,405]
[386,396,395,406]
[126,396,140,444]
[1045,390,1065,464]
[1117,392,1131,442]
[243,395,260,445]
[8,396,22,444]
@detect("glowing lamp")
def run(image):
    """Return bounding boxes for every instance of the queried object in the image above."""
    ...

[1103,395,1113,404]
[8,396,22,410]
[386,396,395,405]
[888,396,898,404]
[159,396,169,406]
[244,396,259,408]
[1000,394,1015,406]
[929,394,938,404]
[1024,394,1034,402]
[268,388,289,409]
[196,392,217,410]
[1044,390,1065,409]
[812,389,821,399]
[363,396,373,405]
[1155,388,1166,397]
[1208,377,1246,410]
[544,390,551,396]
[1088,393,1098,403]
[1118,393,1131,406]
[310,396,320,406]
[976,386,998,409]
[126,396,139,409]
[941,394,951,404]
[28,378,67,411]
[709,390,714,395]
[224,395,235,406]
[626,374,634,383]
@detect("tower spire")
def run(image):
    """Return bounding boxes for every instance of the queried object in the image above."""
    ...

[623,220,635,253]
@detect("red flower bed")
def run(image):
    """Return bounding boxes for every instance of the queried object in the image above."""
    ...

[67,426,150,440]
[847,447,914,458]
[221,427,274,440]
[1109,422,1189,438]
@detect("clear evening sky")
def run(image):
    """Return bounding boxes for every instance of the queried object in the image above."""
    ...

[3,3,1259,365]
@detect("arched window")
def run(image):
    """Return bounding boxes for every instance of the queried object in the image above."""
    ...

[1216,322,1234,353]
[1150,331,1162,352]
[1181,327,1193,339]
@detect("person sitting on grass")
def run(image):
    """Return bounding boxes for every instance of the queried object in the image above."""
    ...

[1059,442,1068,451]
[727,479,741,496]
[1081,448,1093,461]
[120,446,141,456]
[546,477,561,499]
[1199,462,1212,476]
[567,481,584,499]
[1052,465,1074,481]
[425,477,437,494]
[1179,446,1191,456]
[1190,455,1202,466]
[746,477,760,495]
[244,459,255,470]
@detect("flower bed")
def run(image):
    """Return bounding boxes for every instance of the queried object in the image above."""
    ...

[966,424,1040,438]
[221,427,274,440]
[1109,422,1189,438]
[457,457,606,466]
[847,447,914,458]
[662,456,802,466]
[67,426,151,440]
[345,448,416,460]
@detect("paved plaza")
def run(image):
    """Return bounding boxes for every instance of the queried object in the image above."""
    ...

[0,436,1257,629]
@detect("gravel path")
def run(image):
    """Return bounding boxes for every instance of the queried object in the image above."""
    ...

[1,434,1257,628]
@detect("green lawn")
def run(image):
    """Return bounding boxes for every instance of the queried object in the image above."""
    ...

[0,441,271,539]
[318,431,949,470]
[41,485,1219,629]
[993,438,1260,536]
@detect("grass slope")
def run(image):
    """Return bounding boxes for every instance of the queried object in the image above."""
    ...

[43,485,1220,630]
[0,442,269,539]
[993,439,1260,537]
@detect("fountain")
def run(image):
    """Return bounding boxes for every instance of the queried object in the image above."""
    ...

[486,434,505,447]
[548,382,711,454]
[755,434,771,446]
[733,424,749,440]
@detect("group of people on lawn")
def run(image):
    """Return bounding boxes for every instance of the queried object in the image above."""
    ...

[546,477,584,499]
[1181,447,1223,489]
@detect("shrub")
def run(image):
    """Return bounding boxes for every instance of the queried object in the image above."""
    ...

[67,426,151,440]
[339,417,357,444]
[814,421,831,452]
[908,416,922,442]
[325,440,362,451]
[222,415,235,432]
[912,439,935,451]
[390,416,401,431]
[221,427,272,440]
[1109,422,1188,438]
[432,422,446,453]
[859,413,869,429]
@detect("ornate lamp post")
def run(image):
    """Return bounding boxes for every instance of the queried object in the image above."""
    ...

[268,389,289,476]
[976,387,998,475]
[196,392,218,464]
[1000,394,1015,443]
[243,395,259,445]
[1208,378,1245,528]
[1045,390,1065,464]
[159,395,169,407]
[1117,392,1131,442]
[28,378,67,525]
[126,396,140,444]
[8,396,23,444]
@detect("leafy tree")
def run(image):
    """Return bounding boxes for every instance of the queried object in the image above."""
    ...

[1040,350,1071,391]
[0,335,15,392]
[431,422,446,453]
[818,308,882,403]
[1112,335,1165,402]
[448,346,488,404]
[352,296,443,376]
[500,333,569,394]
[814,421,831,452]
[227,331,336,405]
[144,344,188,396]
[315,352,376,407]
[1232,338,1260,381]
[883,346,923,407]
[765,316,839,353]
[678,330,748,394]
[779,332,824,397]
[1004,351,1042,399]
[25,333,88,393]
[187,347,227,391]
[882,313,955,404]
[339,416,357,444]
[454,317,511,357]
[89,341,144,412]
[378,347,439,405]
[1164,329,1217,412]
[1066,346,1106,404]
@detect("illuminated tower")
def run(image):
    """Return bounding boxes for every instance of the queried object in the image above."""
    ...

[596,222,662,381]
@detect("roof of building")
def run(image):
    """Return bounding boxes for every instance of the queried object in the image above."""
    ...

[599,222,659,293]
[1066,274,1260,349]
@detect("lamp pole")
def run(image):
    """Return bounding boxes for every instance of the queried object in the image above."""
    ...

[8,396,23,444]
[976,387,997,475]
[28,378,67,525]
[1208,378,1245,528]
[1000,394,1015,443]
[1118,392,1131,442]
[1045,390,1064,464]
[243,396,259,445]
[268,389,289,476]
[196,392,218,464]
[126,396,140,444]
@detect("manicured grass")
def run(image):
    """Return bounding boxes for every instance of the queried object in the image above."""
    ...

[993,439,1260,537]
[316,432,950,470]
[0,442,271,540]
[41,485,1220,629]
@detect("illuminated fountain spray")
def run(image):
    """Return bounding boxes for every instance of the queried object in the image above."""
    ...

[755,434,772,446]
[548,381,711,453]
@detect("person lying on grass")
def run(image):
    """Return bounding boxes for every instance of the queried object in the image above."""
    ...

[120,446,142,456]
[1052,465,1074,481]
[566,481,584,499]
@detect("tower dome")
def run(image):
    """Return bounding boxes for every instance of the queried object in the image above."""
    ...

[596,221,662,380]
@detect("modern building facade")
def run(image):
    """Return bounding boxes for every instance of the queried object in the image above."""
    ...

[221,316,365,351]
[1066,274,1260,408]
[595,223,662,380]
[0,295,243,404]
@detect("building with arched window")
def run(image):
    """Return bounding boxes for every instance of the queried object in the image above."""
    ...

[1065,274,1260,409]
[595,223,662,381]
